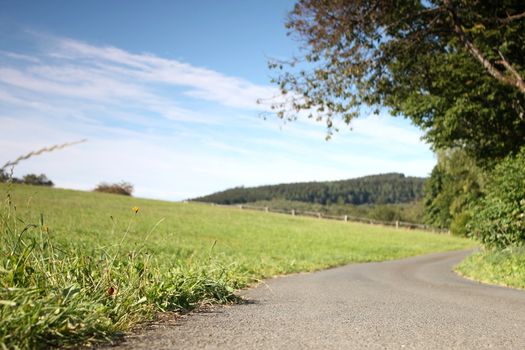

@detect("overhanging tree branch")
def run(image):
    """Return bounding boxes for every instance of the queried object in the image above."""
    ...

[444,0,525,94]
[498,11,525,24]
[497,50,525,92]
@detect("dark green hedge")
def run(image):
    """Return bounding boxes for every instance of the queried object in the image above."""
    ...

[468,147,525,248]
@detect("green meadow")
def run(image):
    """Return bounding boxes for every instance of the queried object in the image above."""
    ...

[1,183,474,348]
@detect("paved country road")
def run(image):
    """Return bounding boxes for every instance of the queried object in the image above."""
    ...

[113,250,525,349]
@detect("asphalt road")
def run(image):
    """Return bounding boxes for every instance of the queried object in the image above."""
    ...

[114,250,525,349]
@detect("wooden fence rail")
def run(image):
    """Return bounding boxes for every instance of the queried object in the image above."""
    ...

[201,202,448,234]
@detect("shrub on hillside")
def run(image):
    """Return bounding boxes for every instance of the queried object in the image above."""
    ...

[369,205,401,222]
[468,147,525,248]
[94,181,134,196]
[22,174,54,186]
[0,171,54,187]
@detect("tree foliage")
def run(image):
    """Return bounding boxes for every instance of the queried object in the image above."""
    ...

[21,174,54,187]
[468,146,525,248]
[270,0,525,164]
[423,148,484,234]
[193,173,424,206]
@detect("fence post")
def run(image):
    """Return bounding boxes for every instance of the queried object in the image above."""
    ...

[317,212,321,219]
[239,204,243,210]
[265,207,268,213]
[395,220,399,229]
[291,209,295,216]
[344,215,348,222]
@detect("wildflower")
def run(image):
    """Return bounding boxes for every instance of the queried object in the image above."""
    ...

[132,206,140,214]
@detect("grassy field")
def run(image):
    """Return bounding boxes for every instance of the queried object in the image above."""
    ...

[1,183,474,348]
[456,247,525,290]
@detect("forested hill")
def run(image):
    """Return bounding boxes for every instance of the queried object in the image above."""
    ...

[192,173,426,205]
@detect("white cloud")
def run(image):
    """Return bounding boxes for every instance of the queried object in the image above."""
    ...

[0,34,279,129]
[53,37,278,109]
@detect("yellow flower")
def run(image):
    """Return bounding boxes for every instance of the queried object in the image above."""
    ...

[132,206,140,214]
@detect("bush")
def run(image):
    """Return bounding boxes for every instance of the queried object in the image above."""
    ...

[468,147,525,248]
[0,172,54,186]
[369,205,401,222]
[22,173,54,186]
[423,148,484,233]
[450,211,471,237]
[94,181,134,196]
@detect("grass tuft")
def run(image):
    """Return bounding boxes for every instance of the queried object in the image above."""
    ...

[456,247,525,290]
[0,186,237,349]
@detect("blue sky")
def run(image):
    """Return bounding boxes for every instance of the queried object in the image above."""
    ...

[0,0,435,200]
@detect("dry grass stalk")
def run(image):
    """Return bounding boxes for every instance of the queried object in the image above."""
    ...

[0,139,87,172]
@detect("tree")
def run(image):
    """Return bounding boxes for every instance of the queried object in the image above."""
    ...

[424,148,484,234]
[269,0,525,164]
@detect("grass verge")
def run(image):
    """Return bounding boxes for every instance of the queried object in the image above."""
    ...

[1,183,474,348]
[456,247,525,290]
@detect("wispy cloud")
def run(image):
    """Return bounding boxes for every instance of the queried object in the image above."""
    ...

[0,51,40,63]
[0,34,277,128]
[54,38,278,109]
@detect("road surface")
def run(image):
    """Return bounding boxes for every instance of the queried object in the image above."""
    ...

[114,250,525,349]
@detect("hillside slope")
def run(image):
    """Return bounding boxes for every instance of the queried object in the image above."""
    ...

[1,183,471,348]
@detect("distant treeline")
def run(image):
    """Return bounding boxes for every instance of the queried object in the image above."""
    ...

[193,173,425,206]
[0,172,54,187]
